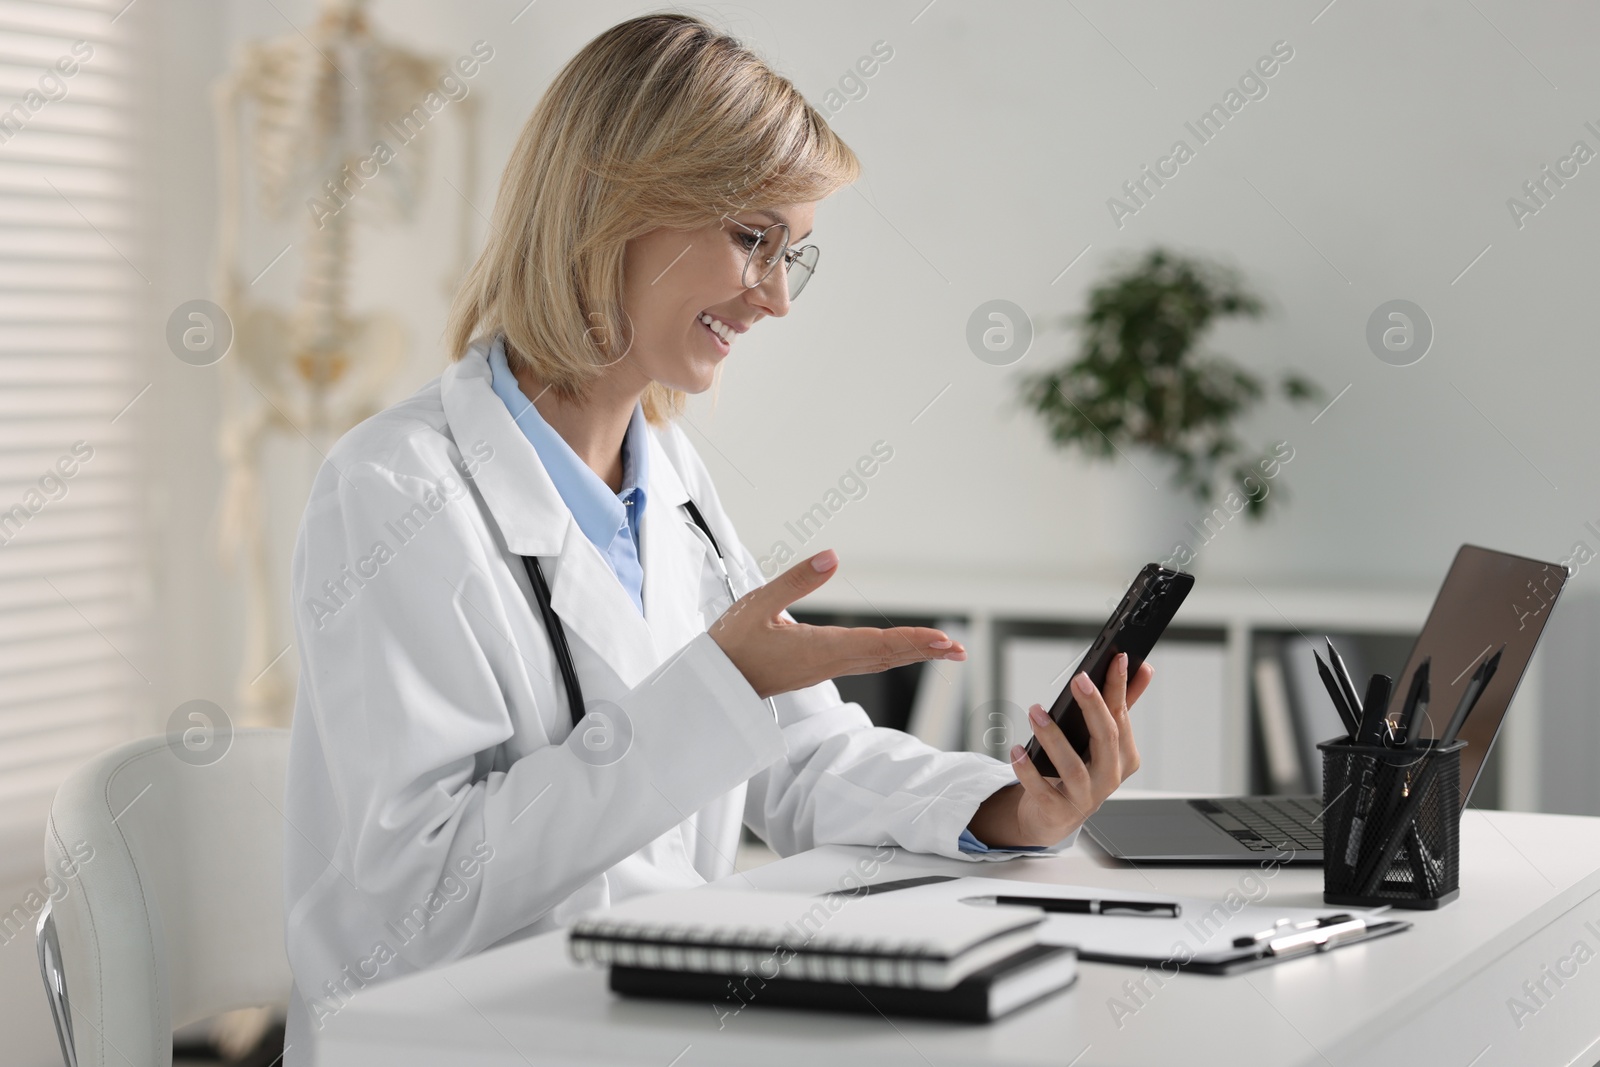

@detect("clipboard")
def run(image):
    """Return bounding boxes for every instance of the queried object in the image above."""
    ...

[873,876,1413,977]
[1085,913,1412,975]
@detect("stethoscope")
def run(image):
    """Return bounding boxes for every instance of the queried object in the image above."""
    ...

[521,499,774,729]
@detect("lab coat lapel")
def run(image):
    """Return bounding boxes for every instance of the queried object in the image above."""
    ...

[441,340,564,557]
[441,340,658,689]
[547,529,659,690]
[548,414,713,689]
[639,426,707,662]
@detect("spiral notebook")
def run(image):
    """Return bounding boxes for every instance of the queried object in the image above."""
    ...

[609,942,1078,1022]
[567,888,1046,990]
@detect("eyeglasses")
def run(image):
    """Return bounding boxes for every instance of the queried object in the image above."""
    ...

[725,215,820,300]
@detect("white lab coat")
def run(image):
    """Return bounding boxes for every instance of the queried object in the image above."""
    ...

[281,338,1071,1062]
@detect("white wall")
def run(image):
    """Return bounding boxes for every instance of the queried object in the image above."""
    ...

[160,0,1600,763]
[676,0,1598,591]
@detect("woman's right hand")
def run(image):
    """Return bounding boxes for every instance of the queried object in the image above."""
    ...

[708,549,965,700]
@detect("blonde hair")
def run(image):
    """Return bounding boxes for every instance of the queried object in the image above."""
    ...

[444,11,860,424]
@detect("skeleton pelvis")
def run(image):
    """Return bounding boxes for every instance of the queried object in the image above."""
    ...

[234,300,408,417]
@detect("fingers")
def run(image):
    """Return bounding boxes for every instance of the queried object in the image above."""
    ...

[1007,665,1159,846]
[1120,725,1142,780]
[1011,713,1098,830]
[1071,671,1122,793]
[751,549,839,617]
[1008,735,1072,806]
[1110,656,1148,780]
[823,625,966,677]
[1104,650,1130,711]
[881,625,963,655]
[1023,704,1089,791]
[1127,661,1156,707]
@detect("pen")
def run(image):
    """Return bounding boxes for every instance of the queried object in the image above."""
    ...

[1383,660,1433,887]
[1325,639,1365,723]
[1396,659,1430,749]
[1314,650,1360,738]
[1360,648,1502,895]
[1342,764,1379,871]
[1341,673,1393,874]
[1405,824,1436,896]
[961,894,1181,918]
[1356,756,1444,896]
[1355,673,1392,747]
[1231,913,1353,948]
[1248,914,1371,959]
[1357,707,1473,897]
[1439,645,1502,746]
[1200,915,1409,970]
[819,875,958,898]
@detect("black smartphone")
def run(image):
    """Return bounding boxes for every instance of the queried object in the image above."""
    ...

[1023,563,1195,777]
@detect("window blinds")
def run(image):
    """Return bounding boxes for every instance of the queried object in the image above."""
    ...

[0,0,144,869]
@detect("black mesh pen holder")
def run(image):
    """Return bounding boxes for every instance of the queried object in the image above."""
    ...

[1317,737,1465,909]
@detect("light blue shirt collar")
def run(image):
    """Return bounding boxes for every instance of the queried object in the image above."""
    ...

[486,336,649,556]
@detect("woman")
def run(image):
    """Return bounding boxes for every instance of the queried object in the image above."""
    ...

[282,12,1152,1056]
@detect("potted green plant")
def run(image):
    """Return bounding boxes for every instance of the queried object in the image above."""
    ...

[1019,248,1321,519]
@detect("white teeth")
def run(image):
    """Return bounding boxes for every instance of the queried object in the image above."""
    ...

[699,312,735,343]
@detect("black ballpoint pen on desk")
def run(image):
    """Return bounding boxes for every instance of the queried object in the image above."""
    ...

[961,894,1181,918]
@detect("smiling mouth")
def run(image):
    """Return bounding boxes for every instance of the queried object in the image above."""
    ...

[697,316,729,350]
[698,311,742,344]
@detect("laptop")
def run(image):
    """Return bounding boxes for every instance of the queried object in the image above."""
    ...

[1085,544,1568,864]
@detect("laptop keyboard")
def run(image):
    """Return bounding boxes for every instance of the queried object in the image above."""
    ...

[1189,796,1326,853]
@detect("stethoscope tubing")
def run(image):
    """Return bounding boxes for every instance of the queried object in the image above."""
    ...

[523,501,776,729]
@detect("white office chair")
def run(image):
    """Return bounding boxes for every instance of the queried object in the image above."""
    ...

[36,729,293,1067]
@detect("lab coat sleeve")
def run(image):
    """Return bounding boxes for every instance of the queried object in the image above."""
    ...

[286,447,786,985]
[958,827,1049,853]
[743,675,1080,862]
[724,539,1078,863]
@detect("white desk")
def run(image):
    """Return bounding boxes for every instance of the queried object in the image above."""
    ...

[320,810,1600,1067]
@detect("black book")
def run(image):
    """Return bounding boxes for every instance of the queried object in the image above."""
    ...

[608,943,1077,1024]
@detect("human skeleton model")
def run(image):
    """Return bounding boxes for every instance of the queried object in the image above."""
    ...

[211,0,477,737]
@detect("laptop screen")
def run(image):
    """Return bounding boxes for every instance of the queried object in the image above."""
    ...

[1383,544,1567,808]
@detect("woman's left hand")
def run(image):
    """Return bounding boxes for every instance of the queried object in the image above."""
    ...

[968,652,1154,849]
